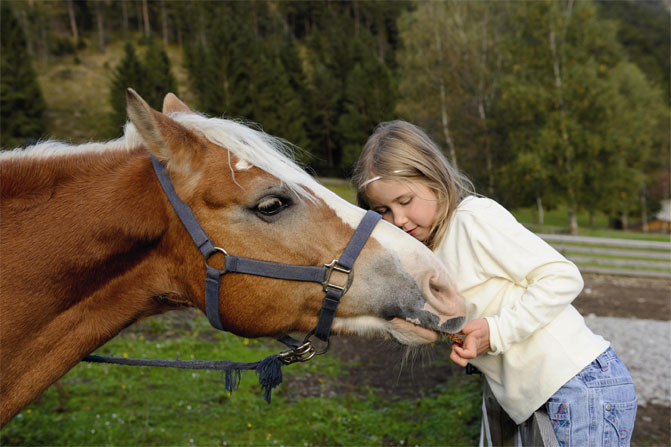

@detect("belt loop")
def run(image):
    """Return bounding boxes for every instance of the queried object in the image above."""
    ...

[595,350,609,371]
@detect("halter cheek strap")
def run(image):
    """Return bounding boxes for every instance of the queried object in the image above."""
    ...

[150,155,381,342]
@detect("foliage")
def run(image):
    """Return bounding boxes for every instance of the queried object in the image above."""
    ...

[142,39,179,111]
[182,1,309,151]
[0,1,47,149]
[180,1,400,177]
[595,0,671,105]
[0,311,482,446]
[108,40,178,135]
[396,0,666,232]
[108,42,149,134]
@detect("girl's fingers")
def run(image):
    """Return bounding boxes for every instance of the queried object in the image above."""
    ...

[452,344,476,359]
[449,348,468,367]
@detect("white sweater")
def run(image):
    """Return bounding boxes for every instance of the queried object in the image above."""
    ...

[436,196,609,424]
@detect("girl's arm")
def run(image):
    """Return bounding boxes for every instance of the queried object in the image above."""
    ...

[449,199,584,356]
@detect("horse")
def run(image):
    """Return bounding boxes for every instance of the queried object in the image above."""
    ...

[0,90,468,426]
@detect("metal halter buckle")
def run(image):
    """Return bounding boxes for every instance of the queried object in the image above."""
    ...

[277,331,330,365]
[278,341,317,365]
[322,259,353,293]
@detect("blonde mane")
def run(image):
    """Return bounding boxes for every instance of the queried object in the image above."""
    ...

[167,112,319,201]
[1,112,320,201]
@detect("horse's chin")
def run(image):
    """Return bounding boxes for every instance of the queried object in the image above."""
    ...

[387,318,439,345]
[331,316,438,346]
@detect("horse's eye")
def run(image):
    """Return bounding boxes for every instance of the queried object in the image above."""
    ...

[255,197,289,216]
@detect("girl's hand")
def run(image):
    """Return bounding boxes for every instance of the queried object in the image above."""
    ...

[449,318,492,367]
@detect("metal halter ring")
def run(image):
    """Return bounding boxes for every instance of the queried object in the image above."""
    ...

[204,247,229,271]
[322,259,353,293]
[303,330,330,355]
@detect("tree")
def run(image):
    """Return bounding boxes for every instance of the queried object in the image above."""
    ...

[182,1,256,116]
[592,61,664,228]
[108,42,148,134]
[182,2,309,153]
[337,40,397,172]
[495,0,649,234]
[396,1,506,189]
[1,1,47,149]
[143,39,178,111]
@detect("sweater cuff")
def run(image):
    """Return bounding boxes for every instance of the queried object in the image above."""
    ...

[485,316,505,356]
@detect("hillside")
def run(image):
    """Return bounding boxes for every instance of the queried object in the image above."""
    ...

[36,40,193,143]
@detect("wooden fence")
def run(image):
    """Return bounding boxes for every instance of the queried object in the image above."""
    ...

[480,381,559,447]
[538,234,671,279]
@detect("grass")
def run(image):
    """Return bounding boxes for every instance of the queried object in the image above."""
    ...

[321,182,357,205]
[511,206,670,241]
[1,311,482,446]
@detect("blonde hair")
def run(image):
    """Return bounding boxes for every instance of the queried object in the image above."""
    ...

[352,120,475,250]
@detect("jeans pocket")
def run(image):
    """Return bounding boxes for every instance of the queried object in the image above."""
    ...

[603,398,637,446]
[547,401,571,447]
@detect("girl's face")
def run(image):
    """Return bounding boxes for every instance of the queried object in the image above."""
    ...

[366,179,439,243]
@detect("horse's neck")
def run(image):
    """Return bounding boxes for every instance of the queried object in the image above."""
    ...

[0,148,172,402]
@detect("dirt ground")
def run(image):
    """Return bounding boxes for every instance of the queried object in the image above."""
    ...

[286,274,671,446]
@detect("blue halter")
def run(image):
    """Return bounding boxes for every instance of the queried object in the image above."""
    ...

[149,154,381,344]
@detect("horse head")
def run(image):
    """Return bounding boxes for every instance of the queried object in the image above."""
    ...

[126,89,469,344]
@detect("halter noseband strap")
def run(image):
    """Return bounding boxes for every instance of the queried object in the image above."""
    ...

[150,155,381,343]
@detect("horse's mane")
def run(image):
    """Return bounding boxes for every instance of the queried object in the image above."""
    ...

[168,112,319,201]
[0,112,320,201]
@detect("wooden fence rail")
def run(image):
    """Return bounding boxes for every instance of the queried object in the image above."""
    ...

[538,234,671,279]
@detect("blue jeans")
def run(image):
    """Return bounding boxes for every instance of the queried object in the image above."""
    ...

[546,347,637,446]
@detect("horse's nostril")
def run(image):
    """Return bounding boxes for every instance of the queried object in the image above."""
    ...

[440,317,465,334]
[381,305,401,321]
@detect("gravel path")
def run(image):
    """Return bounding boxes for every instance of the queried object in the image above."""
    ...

[584,315,671,407]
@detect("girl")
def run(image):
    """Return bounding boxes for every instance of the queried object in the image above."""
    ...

[353,120,637,446]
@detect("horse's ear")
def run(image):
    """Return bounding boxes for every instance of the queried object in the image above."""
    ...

[162,93,191,114]
[126,88,207,174]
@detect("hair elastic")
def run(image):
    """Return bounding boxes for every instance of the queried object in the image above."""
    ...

[359,170,406,189]
[359,176,382,189]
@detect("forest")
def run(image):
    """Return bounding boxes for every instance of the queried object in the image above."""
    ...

[1,0,670,234]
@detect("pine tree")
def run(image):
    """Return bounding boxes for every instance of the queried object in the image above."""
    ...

[143,39,178,111]
[1,1,47,149]
[303,8,350,174]
[183,1,254,116]
[108,42,148,134]
[337,40,397,173]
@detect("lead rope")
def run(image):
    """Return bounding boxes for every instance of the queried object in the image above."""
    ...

[83,325,322,403]
[84,342,292,403]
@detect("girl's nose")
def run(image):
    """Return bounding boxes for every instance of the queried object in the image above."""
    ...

[392,211,407,228]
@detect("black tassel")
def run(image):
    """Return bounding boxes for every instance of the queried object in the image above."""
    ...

[224,368,242,394]
[255,355,284,403]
